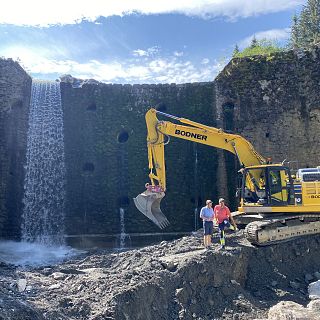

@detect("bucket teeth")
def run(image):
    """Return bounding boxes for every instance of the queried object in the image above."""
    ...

[133,191,169,229]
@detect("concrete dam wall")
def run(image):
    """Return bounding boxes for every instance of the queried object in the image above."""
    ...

[0,47,320,246]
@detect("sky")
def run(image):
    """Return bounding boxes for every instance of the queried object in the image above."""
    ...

[0,0,305,84]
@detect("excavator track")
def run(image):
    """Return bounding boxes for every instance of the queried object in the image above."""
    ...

[244,214,320,246]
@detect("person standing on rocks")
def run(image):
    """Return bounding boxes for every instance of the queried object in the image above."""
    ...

[214,198,237,249]
[200,200,214,248]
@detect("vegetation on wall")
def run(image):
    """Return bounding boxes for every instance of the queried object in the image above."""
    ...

[232,37,283,58]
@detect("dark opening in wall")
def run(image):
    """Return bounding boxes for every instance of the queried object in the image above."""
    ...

[222,102,235,131]
[118,130,129,143]
[87,103,97,111]
[83,162,95,172]
[155,102,167,112]
[266,132,270,138]
[118,196,130,207]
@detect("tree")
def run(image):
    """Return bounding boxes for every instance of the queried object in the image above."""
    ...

[290,0,320,49]
[250,35,258,48]
[290,14,300,49]
[232,44,240,57]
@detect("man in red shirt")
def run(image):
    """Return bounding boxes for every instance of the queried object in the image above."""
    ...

[214,198,237,249]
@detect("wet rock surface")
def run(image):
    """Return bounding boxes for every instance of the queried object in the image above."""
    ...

[1,232,320,319]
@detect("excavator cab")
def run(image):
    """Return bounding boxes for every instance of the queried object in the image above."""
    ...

[241,165,294,206]
[133,184,169,229]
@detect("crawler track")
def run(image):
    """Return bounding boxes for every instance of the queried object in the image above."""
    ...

[244,214,320,246]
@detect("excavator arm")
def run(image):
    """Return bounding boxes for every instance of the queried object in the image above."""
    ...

[134,108,266,228]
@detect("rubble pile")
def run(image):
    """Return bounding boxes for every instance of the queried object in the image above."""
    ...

[1,231,320,319]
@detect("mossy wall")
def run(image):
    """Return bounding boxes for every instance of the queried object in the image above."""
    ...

[0,59,31,239]
[1,47,320,241]
[60,82,216,236]
[215,48,320,209]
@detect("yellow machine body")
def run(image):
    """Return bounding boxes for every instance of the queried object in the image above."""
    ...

[134,108,320,245]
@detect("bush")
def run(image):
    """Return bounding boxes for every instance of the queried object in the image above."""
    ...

[233,39,284,58]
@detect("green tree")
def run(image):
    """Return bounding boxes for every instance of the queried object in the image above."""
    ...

[290,0,320,49]
[290,14,300,48]
[232,44,240,57]
[250,35,258,48]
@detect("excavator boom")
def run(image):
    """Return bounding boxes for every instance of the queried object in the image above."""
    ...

[135,108,320,246]
[134,108,266,228]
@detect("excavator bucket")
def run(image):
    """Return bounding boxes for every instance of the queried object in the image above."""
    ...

[133,190,170,229]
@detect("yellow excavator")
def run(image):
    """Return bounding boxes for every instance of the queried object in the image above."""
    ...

[134,108,320,245]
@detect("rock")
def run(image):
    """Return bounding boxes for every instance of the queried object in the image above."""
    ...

[51,272,67,280]
[308,280,320,300]
[271,281,278,287]
[17,279,27,292]
[307,299,320,313]
[48,283,61,290]
[160,260,178,272]
[268,301,320,320]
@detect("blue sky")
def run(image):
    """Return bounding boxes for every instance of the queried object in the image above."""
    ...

[0,0,305,84]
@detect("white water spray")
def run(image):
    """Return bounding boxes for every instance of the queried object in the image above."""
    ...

[119,207,131,249]
[21,80,66,246]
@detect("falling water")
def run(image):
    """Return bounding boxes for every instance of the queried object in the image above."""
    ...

[119,208,126,249]
[118,207,132,250]
[21,80,66,246]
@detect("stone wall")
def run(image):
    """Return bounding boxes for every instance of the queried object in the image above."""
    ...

[0,59,31,239]
[1,47,320,242]
[60,81,216,239]
[215,48,320,209]
[60,47,320,240]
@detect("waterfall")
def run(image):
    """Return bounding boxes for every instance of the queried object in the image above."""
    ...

[119,207,131,250]
[119,208,126,249]
[21,80,66,246]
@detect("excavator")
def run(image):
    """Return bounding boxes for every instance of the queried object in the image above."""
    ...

[134,108,320,246]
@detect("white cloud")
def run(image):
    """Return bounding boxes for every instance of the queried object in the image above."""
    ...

[0,0,304,26]
[2,46,223,83]
[239,28,291,49]
[201,58,210,64]
[132,49,148,57]
[173,51,184,57]
[132,47,160,57]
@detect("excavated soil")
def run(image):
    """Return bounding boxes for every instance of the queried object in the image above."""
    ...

[1,231,320,320]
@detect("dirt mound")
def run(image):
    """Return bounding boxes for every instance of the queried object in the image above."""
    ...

[1,231,320,319]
